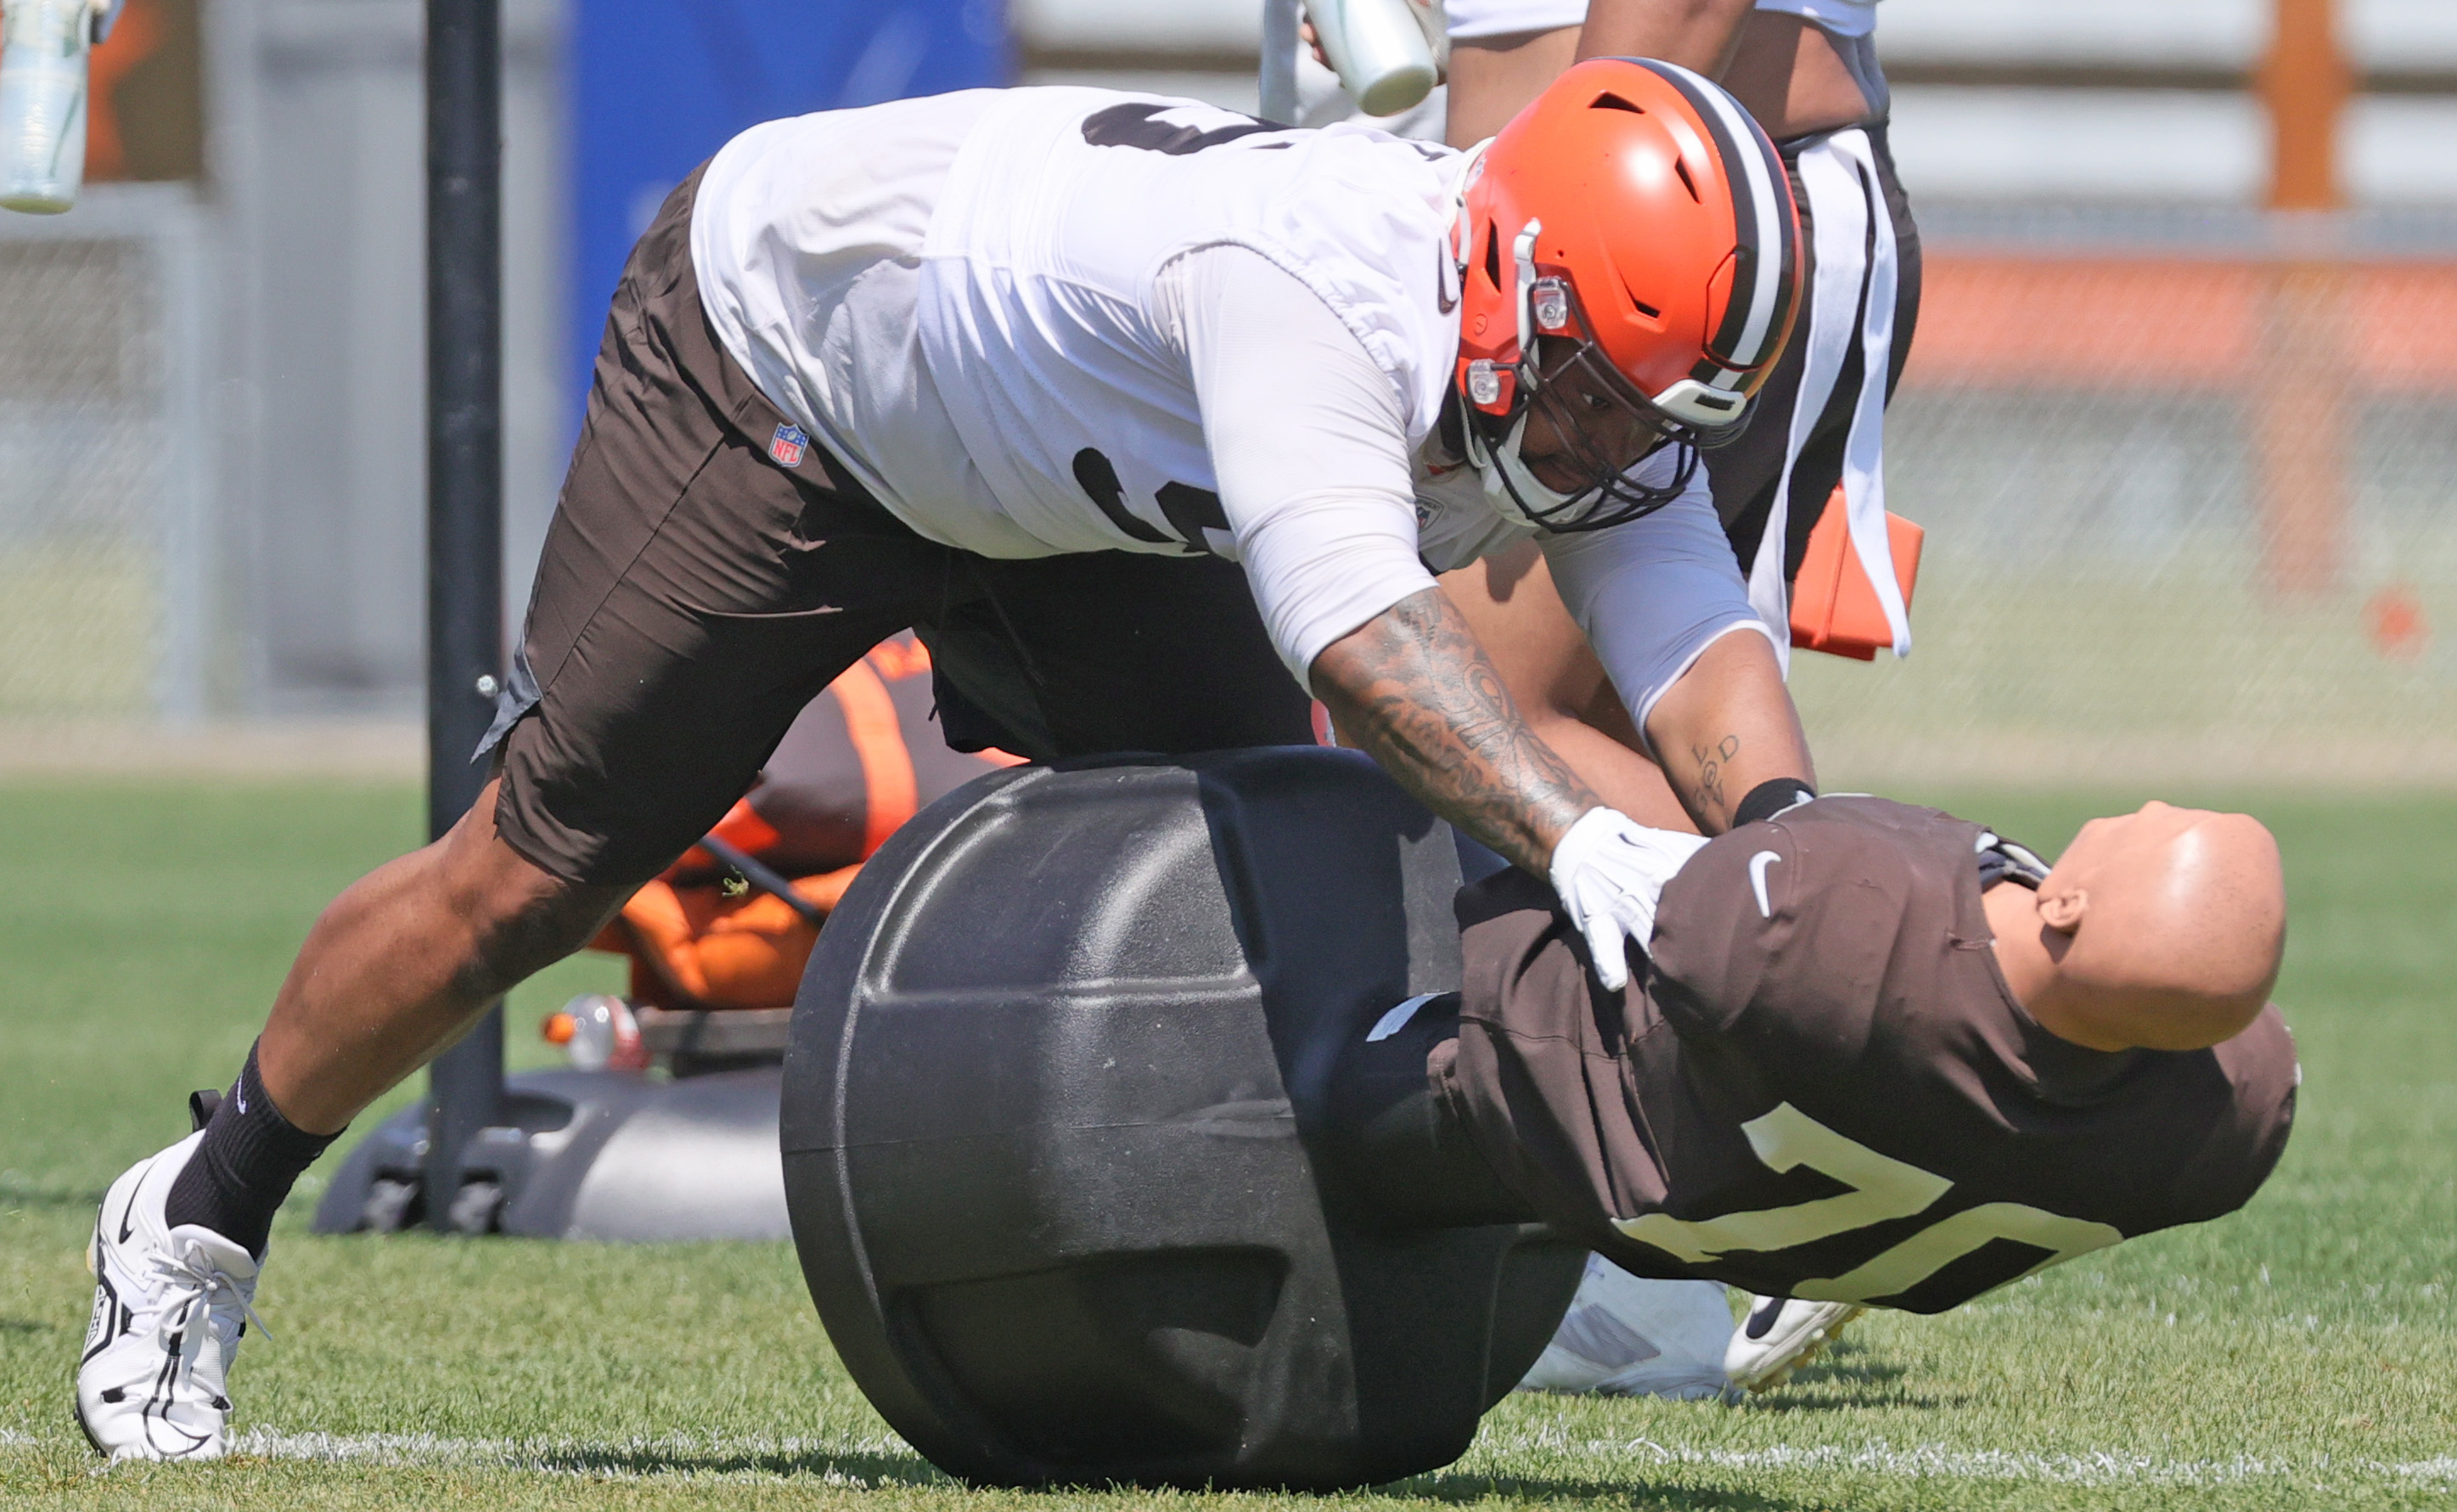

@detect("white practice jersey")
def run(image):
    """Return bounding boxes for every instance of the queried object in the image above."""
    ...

[692,87,1763,725]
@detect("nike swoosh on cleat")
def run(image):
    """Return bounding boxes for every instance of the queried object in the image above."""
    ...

[1746,1297,1785,1339]
[114,1155,150,1245]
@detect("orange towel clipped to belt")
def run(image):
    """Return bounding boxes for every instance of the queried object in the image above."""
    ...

[1789,485,1924,661]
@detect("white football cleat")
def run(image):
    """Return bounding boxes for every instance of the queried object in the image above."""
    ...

[76,1133,265,1462]
[1723,1295,1863,1393]
[1517,1256,1735,1401]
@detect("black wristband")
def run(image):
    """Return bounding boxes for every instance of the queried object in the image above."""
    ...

[1733,778,1817,829]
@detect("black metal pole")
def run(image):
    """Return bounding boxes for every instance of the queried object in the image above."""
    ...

[424,0,505,1230]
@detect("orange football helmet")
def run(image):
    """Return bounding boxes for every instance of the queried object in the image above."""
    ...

[1452,58,1801,531]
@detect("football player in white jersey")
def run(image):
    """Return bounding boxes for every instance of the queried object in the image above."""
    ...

[76,61,1819,1459]
[1413,0,1915,1401]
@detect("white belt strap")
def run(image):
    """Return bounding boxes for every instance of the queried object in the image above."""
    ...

[1746,126,1909,669]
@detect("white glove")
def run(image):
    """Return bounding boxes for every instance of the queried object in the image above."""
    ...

[1547,807,1711,992]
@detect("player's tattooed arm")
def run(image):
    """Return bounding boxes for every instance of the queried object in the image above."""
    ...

[1643,628,1817,834]
[1310,587,1602,876]
[1687,735,1740,825]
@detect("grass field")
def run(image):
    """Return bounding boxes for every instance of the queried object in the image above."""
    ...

[0,779,2450,1509]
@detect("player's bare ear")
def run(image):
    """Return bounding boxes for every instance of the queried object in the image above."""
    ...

[2038,888,2087,935]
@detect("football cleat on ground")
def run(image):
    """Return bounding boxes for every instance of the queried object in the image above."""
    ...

[1517,1256,1735,1401]
[1723,1295,1864,1393]
[76,1132,265,1462]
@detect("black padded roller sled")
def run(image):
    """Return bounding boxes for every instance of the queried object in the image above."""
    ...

[782,747,1583,1491]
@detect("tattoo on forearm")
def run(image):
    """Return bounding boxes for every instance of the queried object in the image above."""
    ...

[1311,588,1602,875]
[1689,734,1740,825]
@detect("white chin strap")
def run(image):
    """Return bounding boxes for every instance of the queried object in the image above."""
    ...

[1469,411,1596,528]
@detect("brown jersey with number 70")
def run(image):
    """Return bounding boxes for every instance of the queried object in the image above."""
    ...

[1436,796,2299,1313]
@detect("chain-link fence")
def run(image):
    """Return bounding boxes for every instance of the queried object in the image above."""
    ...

[1792,212,2457,786]
[0,237,160,714]
[4,190,2454,788]
[0,185,211,721]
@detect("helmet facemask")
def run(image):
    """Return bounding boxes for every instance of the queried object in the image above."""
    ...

[1461,275,1729,534]
[1447,58,1802,534]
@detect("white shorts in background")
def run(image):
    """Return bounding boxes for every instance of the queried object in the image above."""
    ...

[1446,0,1879,44]
[1443,0,1585,40]
[1751,0,1878,40]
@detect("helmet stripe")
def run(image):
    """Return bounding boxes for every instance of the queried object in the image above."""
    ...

[1681,70,1786,372]
[1622,59,1794,379]
[1684,68,1786,372]
[1724,121,1798,376]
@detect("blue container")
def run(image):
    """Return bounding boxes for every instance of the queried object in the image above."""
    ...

[569,0,1009,426]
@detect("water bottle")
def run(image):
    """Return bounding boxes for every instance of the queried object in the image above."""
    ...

[0,0,98,216]
[1303,0,1439,119]
[543,994,647,1073]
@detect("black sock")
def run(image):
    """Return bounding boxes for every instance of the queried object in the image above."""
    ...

[162,1043,344,1259]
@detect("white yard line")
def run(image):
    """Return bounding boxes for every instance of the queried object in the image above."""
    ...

[1465,1431,2457,1489]
[6,1424,2453,1489]
[0,1425,909,1484]
[226,1427,910,1484]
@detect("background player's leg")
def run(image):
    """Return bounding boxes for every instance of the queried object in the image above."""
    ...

[1436,550,1810,835]
[1444,25,1579,147]
[1438,544,1699,831]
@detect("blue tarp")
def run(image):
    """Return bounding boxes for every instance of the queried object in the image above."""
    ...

[568,0,1009,425]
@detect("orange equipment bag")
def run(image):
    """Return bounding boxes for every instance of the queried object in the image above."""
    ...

[601,854,864,1012]
[1788,485,1924,661]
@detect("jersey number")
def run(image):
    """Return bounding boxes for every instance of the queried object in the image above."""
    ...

[1615,1103,2122,1305]
[1073,448,1228,555]
[1080,101,1288,155]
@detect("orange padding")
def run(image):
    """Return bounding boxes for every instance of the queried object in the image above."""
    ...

[1906,256,2457,394]
[667,796,783,878]
[590,865,863,1011]
[828,658,920,856]
[1790,487,1923,662]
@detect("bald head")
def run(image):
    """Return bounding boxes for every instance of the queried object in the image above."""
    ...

[1986,802,2286,1053]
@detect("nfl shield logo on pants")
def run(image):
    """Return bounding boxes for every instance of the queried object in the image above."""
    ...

[768,422,808,469]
